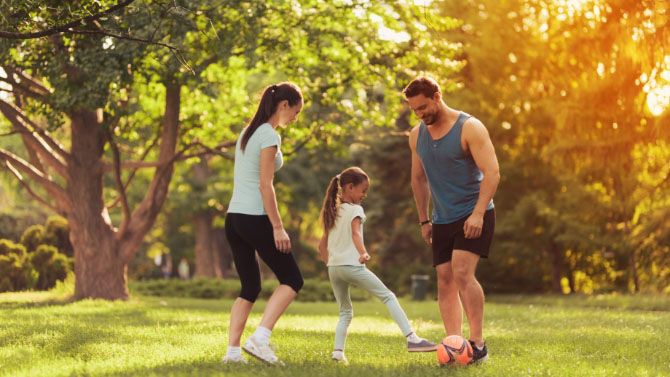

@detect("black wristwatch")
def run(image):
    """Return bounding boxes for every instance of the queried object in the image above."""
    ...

[419,219,432,226]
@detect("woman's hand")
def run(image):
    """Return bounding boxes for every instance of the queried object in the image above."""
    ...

[273,227,292,253]
[359,252,371,264]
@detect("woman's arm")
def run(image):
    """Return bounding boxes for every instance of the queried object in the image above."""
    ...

[259,146,291,253]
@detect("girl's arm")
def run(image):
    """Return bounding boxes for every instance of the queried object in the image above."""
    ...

[259,146,291,253]
[351,217,370,264]
[318,234,328,264]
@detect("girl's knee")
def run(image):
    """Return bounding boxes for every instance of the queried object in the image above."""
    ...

[377,290,397,304]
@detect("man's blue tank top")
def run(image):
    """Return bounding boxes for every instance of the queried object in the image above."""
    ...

[416,112,494,224]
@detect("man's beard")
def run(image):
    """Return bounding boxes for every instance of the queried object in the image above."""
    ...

[422,111,439,125]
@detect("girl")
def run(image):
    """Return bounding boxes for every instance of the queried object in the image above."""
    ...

[318,167,437,364]
[223,82,304,365]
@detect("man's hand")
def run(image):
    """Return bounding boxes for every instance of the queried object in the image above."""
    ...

[421,223,432,245]
[463,212,484,239]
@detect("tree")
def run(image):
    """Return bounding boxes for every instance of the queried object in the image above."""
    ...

[436,0,670,292]
[1,0,464,299]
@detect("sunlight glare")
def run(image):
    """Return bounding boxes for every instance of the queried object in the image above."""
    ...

[646,84,670,117]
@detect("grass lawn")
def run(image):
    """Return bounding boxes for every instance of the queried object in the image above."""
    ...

[1,290,669,377]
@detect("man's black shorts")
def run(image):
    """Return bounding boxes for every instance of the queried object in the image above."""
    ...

[432,208,495,266]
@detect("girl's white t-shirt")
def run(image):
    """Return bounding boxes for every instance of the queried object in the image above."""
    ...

[327,203,366,266]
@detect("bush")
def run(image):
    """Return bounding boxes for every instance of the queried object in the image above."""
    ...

[0,238,27,257]
[129,278,372,302]
[0,239,37,292]
[30,245,71,290]
[44,216,73,257]
[19,224,46,253]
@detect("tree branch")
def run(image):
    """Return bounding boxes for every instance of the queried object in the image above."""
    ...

[0,0,135,39]
[118,81,181,261]
[2,67,52,100]
[68,27,194,74]
[105,129,132,232]
[0,147,71,211]
[105,132,161,208]
[102,140,235,171]
[0,99,69,177]
[3,161,60,213]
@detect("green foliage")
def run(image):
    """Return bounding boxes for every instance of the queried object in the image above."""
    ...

[18,224,46,253]
[129,277,372,302]
[0,238,26,257]
[1,217,72,292]
[44,216,73,257]
[18,216,72,256]
[29,244,71,290]
[0,239,37,292]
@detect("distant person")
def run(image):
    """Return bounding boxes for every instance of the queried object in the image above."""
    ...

[161,253,173,279]
[223,82,304,365]
[406,76,500,364]
[318,166,436,364]
[178,258,190,280]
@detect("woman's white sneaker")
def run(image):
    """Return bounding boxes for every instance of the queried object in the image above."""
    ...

[222,354,248,364]
[243,336,283,365]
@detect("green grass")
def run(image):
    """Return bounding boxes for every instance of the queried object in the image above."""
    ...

[1,290,669,377]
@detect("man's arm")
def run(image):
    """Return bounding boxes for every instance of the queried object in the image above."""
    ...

[409,125,432,245]
[462,118,500,239]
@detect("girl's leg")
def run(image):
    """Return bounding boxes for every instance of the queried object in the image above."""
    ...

[347,266,413,336]
[329,267,353,352]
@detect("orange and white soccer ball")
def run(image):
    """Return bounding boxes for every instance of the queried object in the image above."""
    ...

[436,335,473,366]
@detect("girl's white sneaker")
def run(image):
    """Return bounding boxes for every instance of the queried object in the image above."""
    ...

[331,350,349,365]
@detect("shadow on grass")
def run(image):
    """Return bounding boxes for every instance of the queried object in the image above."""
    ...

[0,295,74,310]
[92,330,451,377]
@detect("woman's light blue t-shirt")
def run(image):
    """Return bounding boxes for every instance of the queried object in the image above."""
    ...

[227,123,283,215]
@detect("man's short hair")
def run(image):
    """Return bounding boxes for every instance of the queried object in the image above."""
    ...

[403,76,440,98]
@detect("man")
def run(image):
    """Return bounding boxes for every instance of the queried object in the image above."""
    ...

[405,76,500,363]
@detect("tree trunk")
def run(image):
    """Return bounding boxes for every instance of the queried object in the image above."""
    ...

[549,242,563,293]
[68,81,181,300]
[68,109,128,299]
[73,233,128,299]
[191,158,222,278]
[194,211,222,277]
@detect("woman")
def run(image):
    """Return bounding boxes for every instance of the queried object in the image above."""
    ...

[223,82,304,365]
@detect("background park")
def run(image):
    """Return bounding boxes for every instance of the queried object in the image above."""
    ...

[0,0,669,376]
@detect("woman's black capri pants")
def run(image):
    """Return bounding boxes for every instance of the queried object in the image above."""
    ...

[224,212,304,302]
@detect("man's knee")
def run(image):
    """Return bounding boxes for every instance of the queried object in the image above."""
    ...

[437,277,458,294]
[453,266,474,288]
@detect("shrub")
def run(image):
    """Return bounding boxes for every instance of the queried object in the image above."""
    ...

[0,239,37,292]
[0,238,27,257]
[19,224,46,253]
[44,216,73,257]
[129,278,372,302]
[30,245,71,290]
